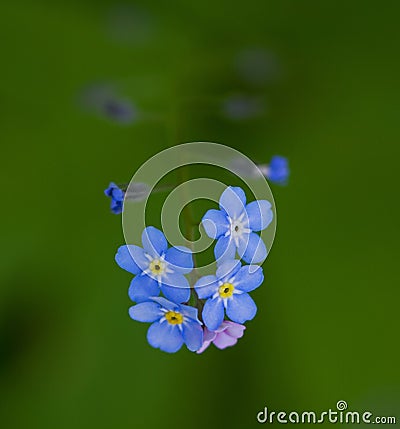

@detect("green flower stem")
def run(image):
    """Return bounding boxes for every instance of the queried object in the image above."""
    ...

[166,96,204,317]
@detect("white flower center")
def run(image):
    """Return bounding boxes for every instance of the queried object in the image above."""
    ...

[144,254,172,282]
[149,258,166,276]
[227,212,251,247]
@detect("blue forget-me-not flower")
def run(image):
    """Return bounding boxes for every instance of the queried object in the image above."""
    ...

[129,297,203,353]
[115,226,193,304]
[194,260,264,330]
[202,186,273,264]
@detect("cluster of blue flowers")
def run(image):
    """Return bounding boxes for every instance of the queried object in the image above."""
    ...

[114,186,273,353]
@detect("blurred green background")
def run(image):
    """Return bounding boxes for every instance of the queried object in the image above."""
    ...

[1,0,399,427]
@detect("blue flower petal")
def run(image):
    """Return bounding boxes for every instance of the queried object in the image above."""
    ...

[128,274,160,303]
[202,209,229,239]
[194,275,218,299]
[104,182,122,199]
[110,199,123,214]
[214,235,236,263]
[150,296,179,311]
[233,265,264,292]
[161,284,191,304]
[226,293,257,324]
[141,226,168,257]
[161,273,191,303]
[147,322,184,353]
[129,302,162,322]
[202,298,225,330]
[219,186,247,219]
[245,200,273,231]
[112,187,124,202]
[104,183,115,197]
[182,321,203,351]
[165,246,193,274]
[179,304,200,322]
[216,260,242,281]
[237,232,267,264]
[115,245,147,274]
[162,272,190,290]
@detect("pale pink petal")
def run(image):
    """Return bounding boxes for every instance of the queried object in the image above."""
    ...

[224,321,246,339]
[213,331,238,349]
[196,327,217,354]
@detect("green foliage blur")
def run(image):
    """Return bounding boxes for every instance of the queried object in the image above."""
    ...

[1,0,399,428]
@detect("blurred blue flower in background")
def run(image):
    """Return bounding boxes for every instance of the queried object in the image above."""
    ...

[104,182,124,214]
[129,297,203,353]
[194,260,264,330]
[79,83,137,124]
[115,227,193,304]
[222,94,266,120]
[228,155,290,186]
[102,98,136,124]
[260,155,290,185]
[202,186,273,263]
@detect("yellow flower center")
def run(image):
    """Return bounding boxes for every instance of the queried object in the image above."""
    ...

[165,311,183,325]
[219,282,234,298]
[149,259,165,275]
